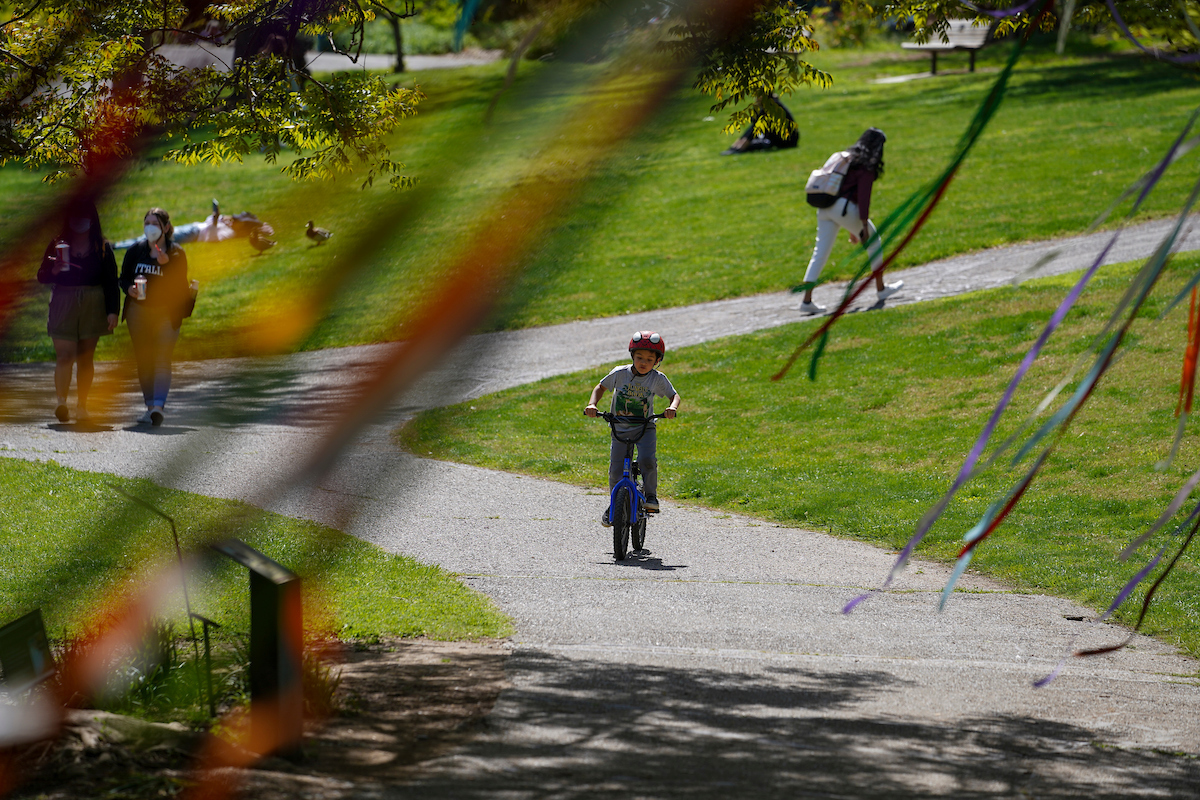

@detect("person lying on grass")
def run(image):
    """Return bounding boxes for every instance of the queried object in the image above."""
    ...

[115,207,274,250]
[584,330,681,522]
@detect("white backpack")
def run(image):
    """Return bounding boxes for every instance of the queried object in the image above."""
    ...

[805,150,852,207]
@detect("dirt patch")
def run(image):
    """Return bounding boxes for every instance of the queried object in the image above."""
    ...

[6,638,509,799]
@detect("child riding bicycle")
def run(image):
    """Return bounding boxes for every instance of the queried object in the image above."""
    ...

[584,331,681,525]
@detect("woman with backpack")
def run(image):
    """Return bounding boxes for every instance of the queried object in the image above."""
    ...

[798,127,903,315]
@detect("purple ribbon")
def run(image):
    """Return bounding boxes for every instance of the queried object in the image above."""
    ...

[845,108,1200,614]
[1034,543,1168,687]
[958,0,1043,18]
[1120,465,1200,560]
[1105,0,1200,63]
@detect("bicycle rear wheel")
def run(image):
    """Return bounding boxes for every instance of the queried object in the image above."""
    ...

[632,511,646,552]
[612,486,631,561]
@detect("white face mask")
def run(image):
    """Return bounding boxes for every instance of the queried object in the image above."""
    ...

[69,217,91,233]
[144,224,163,242]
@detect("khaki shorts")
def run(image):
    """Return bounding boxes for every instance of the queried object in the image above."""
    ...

[48,285,111,341]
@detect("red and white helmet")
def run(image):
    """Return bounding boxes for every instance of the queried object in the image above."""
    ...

[628,330,665,362]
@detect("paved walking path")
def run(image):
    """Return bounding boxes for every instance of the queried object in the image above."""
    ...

[4,218,1200,796]
[158,43,504,73]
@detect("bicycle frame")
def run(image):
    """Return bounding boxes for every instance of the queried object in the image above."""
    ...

[611,442,644,533]
[592,412,665,553]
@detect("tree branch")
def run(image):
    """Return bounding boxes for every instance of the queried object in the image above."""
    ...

[0,45,48,76]
[0,0,47,32]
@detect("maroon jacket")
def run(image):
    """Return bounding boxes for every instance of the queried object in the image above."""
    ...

[837,165,876,223]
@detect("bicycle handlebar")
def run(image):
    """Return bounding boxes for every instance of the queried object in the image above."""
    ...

[586,411,669,422]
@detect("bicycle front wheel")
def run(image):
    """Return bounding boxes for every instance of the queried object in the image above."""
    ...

[612,486,631,561]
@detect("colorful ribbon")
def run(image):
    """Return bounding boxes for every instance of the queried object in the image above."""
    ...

[934,172,1200,609]
[845,108,1200,613]
[1104,0,1200,64]
[1036,505,1200,686]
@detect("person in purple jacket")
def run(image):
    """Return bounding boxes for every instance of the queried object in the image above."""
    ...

[797,128,903,315]
[36,197,119,423]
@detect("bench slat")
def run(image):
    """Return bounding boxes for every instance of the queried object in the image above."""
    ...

[899,18,995,74]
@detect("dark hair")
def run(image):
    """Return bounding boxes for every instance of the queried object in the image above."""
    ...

[60,197,107,256]
[848,127,886,179]
[146,207,175,249]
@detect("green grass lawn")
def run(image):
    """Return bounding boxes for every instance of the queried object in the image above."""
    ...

[398,253,1200,661]
[0,457,511,641]
[2,34,1198,362]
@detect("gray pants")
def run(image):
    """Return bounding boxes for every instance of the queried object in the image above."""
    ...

[610,427,657,497]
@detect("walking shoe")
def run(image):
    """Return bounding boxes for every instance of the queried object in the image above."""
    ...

[600,508,612,528]
[877,280,904,302]
[137,407,154,424]
[797,301,826,316]
[644,495,660,513]
[75,407,90,423]
[150,406,165,427]
[54,404,69,423]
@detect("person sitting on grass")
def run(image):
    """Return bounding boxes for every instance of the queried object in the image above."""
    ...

[584,331,681,523]
[721,94,799,155]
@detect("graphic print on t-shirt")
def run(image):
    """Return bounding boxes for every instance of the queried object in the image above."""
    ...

[614,382,654,417]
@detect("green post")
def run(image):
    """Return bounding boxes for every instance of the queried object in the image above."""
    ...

[212,539,303,758]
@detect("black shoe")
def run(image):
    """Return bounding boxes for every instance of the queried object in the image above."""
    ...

[150,406,164,426]
[644,495,660,513]
[54,404,69,423]
[600,509,612,528]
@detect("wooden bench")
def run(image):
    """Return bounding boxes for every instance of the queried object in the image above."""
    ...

[901,19,996,75]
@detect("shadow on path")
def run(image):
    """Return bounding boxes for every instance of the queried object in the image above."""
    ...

[401,651,1200,798]
[618,551,685,571]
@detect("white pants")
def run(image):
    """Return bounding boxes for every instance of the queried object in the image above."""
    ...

[803,198,883,285]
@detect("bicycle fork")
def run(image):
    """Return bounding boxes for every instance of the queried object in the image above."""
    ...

[609,455,644,525]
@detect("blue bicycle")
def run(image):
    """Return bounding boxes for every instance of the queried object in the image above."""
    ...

[591,411,667,561]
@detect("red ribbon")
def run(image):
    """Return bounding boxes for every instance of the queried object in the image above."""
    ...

[1176,286,1200,416]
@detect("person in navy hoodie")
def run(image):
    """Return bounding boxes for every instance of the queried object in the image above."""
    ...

[119,208,194,427]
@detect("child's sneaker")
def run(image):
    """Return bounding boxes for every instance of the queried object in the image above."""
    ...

[644,495,660,513]
[600,508,612,527]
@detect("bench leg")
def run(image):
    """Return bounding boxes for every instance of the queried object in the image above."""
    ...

[969,51,976,72]
[931,51,937,75]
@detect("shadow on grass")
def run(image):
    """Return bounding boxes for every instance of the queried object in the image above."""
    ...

[1003,57,1198,104]
[861,53,1195,118]
[401,650,1200,798]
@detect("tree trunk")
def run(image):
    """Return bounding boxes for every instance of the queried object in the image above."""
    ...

[390,15,405,73]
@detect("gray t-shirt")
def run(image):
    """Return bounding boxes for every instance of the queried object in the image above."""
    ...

[600,365,676,429]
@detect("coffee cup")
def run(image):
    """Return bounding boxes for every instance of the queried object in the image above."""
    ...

[55,242,69,271]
